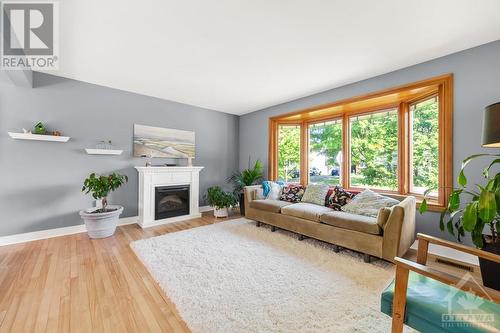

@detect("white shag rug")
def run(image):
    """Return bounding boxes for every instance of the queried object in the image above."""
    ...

[131,218,410,333]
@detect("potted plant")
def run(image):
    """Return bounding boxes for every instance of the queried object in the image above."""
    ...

[205,186,237,218]
[228,159,263,216]
[80,172,128,238]
[420,154,500,290]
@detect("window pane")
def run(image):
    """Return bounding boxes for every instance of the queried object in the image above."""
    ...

[350,109,398,190]
[410,96,439,195]
[277,125,301,183]
[308,120,343,185]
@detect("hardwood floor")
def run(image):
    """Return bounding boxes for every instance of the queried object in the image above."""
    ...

[0,212,240,333]
[0,211,480,332]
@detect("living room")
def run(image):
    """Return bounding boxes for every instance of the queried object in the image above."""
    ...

[0,1,499,332]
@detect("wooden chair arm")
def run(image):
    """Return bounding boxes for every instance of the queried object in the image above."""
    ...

[417,233,500,264]
[395,257,500,303]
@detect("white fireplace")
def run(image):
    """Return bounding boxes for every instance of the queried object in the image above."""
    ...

[135,166,204,228]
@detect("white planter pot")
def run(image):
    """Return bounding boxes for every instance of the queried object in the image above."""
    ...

[213,207,229,218]
[79,205,123,239]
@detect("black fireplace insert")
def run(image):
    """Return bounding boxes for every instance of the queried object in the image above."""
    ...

[155,185,190,220]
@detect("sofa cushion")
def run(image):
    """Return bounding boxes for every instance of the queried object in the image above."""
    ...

[342,189,399,218]
[250,199,292,213]
[280,184,305,203]
[320,211,382,235]
[301,184,330,206]
[281,202,333,222]
[325,186,356,210]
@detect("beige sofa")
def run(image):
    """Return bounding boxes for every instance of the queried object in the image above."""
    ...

[244,185,416,263]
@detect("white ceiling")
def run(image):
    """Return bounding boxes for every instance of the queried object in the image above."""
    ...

[47,0,500,115]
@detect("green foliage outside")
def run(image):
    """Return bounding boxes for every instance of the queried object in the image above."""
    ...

[411,99,439,191]
[277,126,300,182]
[277,98,439,189]
[82,172,128,212]
[349,110,399,189]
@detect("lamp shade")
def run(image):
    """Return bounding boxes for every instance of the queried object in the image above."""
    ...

[482,102,500,148]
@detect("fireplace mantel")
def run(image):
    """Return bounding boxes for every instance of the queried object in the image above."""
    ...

[135,166,204,228]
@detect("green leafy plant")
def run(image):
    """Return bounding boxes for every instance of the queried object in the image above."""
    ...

[419,154,500,248]
[205,186,237,209]
[82,173,128,213]
[228,158,263,194]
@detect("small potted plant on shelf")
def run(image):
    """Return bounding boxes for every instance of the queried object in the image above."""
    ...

[420,153,500,291]
[228,158,263,216]
[80,172,128,238]
[205,186,237,218]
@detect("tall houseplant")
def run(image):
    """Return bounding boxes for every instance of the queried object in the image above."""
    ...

[420,154,500,290]
[205,186,237,218]
[228,159,263,216]
[80,172,128,238]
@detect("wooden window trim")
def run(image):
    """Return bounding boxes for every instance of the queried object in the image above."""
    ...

[269,74,453,211]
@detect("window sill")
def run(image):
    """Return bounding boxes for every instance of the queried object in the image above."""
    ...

[345,187,446,212]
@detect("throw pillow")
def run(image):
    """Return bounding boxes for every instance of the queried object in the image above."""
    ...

[262,180,285,197]
[376,207,392,228]
[342,189,399,218]
[301,184,330,206]
[325,186,356,211]
[280,184,305,203]
[266,182,283,200]
[255,188,265,200]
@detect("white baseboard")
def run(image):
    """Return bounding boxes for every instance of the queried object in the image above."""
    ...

[0,208,214,247]
[0,216,139,247]
[410,240,479,266]
[199,205,212,213]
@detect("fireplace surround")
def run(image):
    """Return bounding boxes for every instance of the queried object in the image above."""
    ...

[135,166,204,227]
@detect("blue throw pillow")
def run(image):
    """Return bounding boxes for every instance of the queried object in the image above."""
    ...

[262,181,271,197]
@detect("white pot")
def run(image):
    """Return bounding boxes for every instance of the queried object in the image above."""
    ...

[79,205,123,239]
[213,207,229,218]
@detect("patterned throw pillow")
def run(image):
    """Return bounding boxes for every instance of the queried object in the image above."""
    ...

[325,186,356,211]
[266,182,283,200]
[280,184,305,203]
[342,189,399,218]
[301,184,330,206]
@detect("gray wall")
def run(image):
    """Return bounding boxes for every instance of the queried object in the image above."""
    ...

[239,40,500,243]
[0,72,239,236]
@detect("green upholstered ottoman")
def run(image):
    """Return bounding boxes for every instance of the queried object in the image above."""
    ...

[381,272,500,333]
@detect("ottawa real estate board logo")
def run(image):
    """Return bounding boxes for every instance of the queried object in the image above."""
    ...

[1,1,59,70]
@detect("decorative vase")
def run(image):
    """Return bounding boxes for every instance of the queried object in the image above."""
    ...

[478,238,500,291]
[213,207,229,218]
[238,192,245,216]
[79,205,123,238]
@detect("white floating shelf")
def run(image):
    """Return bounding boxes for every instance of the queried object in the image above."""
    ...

[85,148,123,155]
[8,132,70,142]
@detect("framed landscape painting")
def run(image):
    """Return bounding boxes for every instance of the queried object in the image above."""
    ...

[133,124,195,158]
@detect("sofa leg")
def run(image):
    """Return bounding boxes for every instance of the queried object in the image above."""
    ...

[332,245,340,253]
[298,234,306,241]
[363,254,371,263]
[271,226,277,232]
[256,221,261,227]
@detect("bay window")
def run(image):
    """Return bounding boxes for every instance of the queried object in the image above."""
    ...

[269,74,453,210]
